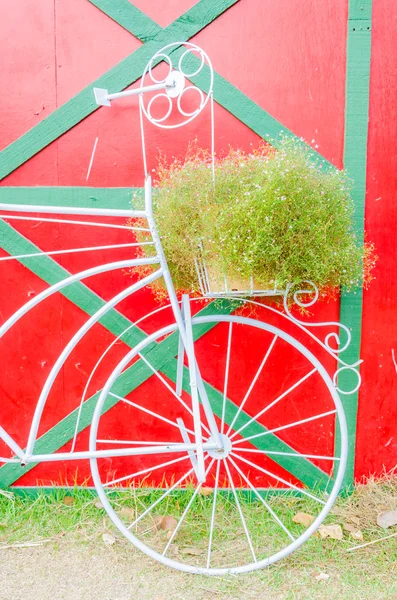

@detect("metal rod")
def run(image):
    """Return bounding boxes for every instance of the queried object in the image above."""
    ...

[228,455,295,542]
[105,455,191,489]
[0,203,146,218]
[224,459,257,562]
[230,367,317,440]
[233,409,337,446]
[162,459,215,557]
[206,460,221,568]
[111,392,197,437]
[0,242,154,262]
[231,452,326,505]
[0,214,149,232]
[226,334,278,436]
[127,463,200,530]
[107,81,167,101]
[0,426,24,459]
[26,441,218,463]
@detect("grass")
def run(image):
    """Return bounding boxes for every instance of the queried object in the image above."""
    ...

[1,476,397,598]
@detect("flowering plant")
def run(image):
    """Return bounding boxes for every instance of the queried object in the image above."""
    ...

[137,139,374,296]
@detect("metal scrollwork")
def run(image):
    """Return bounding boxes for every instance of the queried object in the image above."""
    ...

[282,281,361,396]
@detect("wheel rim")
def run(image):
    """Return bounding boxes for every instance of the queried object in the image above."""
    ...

[89,315,347,575]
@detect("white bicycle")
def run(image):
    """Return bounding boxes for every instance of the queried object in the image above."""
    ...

[0,42,360,575]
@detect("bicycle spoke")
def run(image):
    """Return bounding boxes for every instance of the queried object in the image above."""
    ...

[162,459,216,557]
[0,214,147,231]
[221,323,233,434]
[230,367,317,440]
[226,335,278,436]
[228,456,295,542]
[128,459,209,531]
[207,460,221,569]
[104,454,190,488]
[110,392,196,437]
[224,459,257,563]
[231,452,326,504]
[233,409,337,446]
[235,448,340,461]
[138,352,211,436]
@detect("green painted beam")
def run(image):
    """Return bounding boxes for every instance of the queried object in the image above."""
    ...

[338,0,372,490]
[0,0,238,180]
[0,310,329,490]
[88,0,162,41]
[0,187,142,210]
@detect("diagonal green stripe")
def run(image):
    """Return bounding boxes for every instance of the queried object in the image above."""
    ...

[0,0,238,180]
[88,0,162,41]
[0,302,329,490]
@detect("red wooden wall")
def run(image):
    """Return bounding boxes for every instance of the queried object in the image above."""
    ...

[0,0,395,485]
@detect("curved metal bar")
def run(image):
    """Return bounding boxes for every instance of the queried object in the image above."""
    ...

[283,282,352,354]
[0,214,149,232]
[210,293,362,397]
[0,203,146,218]
[24,268,163,459]
[0,258,160,340]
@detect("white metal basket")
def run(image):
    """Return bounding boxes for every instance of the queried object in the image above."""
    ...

[194,257,285,298]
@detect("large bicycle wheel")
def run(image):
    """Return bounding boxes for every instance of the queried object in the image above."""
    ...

[89,314,347,575]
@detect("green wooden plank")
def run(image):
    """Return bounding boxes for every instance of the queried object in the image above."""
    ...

[338,3,372,490]
[88,0,162,41]
[0,187,142,210]
[164,50,334,169]
[0,0,238,180]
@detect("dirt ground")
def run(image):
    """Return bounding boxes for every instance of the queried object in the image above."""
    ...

[1,537,396,600]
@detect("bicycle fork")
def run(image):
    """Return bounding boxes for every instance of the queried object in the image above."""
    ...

[176,295,223,483]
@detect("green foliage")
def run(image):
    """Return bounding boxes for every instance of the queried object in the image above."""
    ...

[149,139,364,293]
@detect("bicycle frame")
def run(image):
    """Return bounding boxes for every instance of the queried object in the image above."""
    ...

[0,174,223,478]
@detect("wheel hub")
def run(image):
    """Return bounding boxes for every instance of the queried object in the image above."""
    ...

[206,433,232,460]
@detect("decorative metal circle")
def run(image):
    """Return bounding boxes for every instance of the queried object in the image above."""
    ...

[90,314,347,576]
[177,85,205,117]
[148,53,172,83]
[177,47,206,77]
[140,41,214,129]
[147,93,172,123]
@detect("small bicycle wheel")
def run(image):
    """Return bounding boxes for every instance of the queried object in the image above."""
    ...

[89,314,347,575]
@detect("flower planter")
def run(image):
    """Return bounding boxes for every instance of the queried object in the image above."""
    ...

[194,258,285,298]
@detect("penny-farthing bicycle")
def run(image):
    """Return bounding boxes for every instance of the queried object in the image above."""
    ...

[0,42,360,574]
